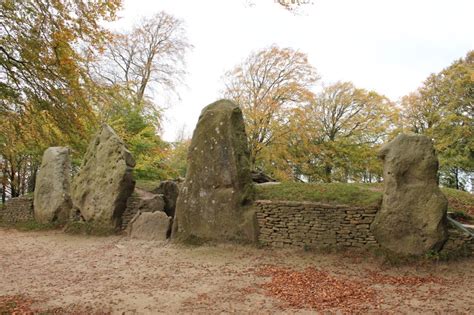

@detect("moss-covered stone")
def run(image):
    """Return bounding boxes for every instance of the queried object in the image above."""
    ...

[371,134,448,256]
[34,147,72,224]
[172,100,256,243]
[70,124,135,231]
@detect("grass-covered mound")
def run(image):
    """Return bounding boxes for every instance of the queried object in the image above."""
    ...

[256,182,474,217]
[135,179,161,192]
[441,187,474,217]
[135,179,473,221]
[255,182,383,207]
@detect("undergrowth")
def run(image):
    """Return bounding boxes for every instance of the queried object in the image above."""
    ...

[64,221,116,236]
[0,219,61,231]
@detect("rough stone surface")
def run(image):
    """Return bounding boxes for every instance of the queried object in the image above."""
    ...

[172,100,256,243]
[153,180,179,217]
[0,196,34,223]
[441,228,474,256]
[34,147,72,224]
[371,134,448,255]
[254,200,379,249]
[128,211,171,241]
[71,124,136,230]
[122,192,165,230]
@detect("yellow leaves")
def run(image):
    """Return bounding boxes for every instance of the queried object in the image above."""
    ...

[281,81,396,182]
[223,45,318,166]
[400,50,474,173]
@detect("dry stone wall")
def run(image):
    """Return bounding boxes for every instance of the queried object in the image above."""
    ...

[122,196,142,230]
[442,228,474,256]
[254,199,473,255]
[255,200,379,249]
[121,194,165,230]
[0,196,34,223]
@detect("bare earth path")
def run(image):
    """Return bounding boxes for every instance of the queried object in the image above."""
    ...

[0,228,473,314]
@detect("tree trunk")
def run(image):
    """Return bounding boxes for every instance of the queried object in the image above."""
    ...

[28,162,39,193]
[454,168,459,190]
[1,184,5,204]
[9,160,18,198]
[1,158,6,204]
[324,164,332,183]
[20,161,26,195]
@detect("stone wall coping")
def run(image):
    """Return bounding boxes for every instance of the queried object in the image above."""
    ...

[254,199,379,210]
[8,195,33,201]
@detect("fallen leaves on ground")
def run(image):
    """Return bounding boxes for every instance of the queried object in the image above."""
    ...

[256,265,378,313]
[0,295,111,315]
[447,197,474,217]
[366,270,449,286]
[0,295,34,314]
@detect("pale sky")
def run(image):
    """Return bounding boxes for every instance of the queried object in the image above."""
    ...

[114,0,473,141]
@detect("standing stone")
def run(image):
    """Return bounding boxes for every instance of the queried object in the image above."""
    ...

[34,147,72,224]
[128,211,171,241]
[172,100,256,243]
[371,134,448,255]
[153,180,179,217]
[71,124,135,231]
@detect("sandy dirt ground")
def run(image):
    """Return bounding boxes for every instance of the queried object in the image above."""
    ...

[0,228,473,314]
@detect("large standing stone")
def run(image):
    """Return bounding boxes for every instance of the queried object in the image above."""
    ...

[371,134,448,255]
[172,100,256,243]
[34,147,72,224]
[71,124,135,230]
[128,211,171,241]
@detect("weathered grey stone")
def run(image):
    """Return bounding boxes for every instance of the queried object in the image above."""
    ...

[71,124,135,230]
[172,100,256,243]
[34,147,72,224]
[122,191,165,230]
[153,180,179,217]
[128,211,171,241]
[371,134,448,255]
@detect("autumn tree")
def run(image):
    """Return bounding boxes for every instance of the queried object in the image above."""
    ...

[274,0,313,12]
[89,11,191,180]
[95,11,191,115]
[165,138,191,179]
[0,0,121,138]
[0,0,121,198]
[401,51,473,190]
[222,45,319,168]
[291,82,398,183]
[244,0,314,13]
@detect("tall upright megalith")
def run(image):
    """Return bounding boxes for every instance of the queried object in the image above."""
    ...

[71,124,135,230]
[34,147,72,224]
[172,100,256,242]
[371,134,448,255]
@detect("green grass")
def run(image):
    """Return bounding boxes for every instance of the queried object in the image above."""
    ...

[135,179,161,192]
[255,182,473,219]
[255,182,383,207]
[0,219,61,231]
[63,221,117,236]
[441,187,474,217]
